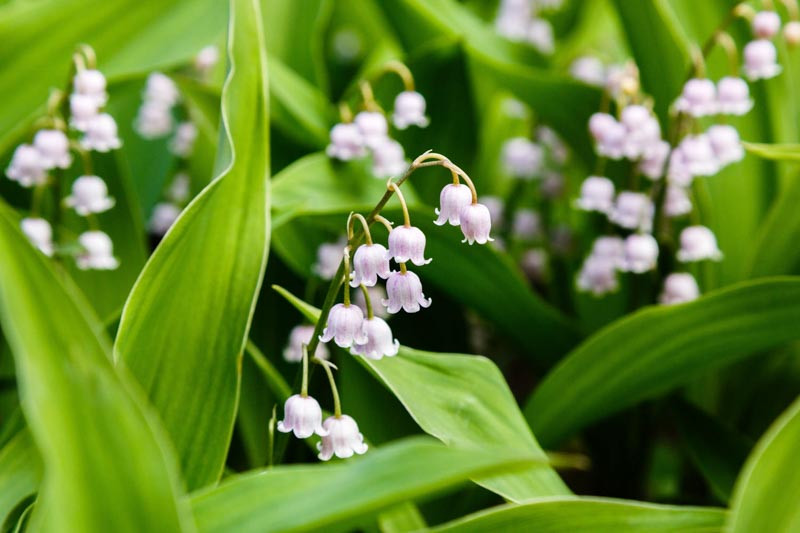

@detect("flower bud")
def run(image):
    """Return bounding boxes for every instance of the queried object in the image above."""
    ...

[392,91,429,129]
[675,78,717,117]
[743,39,782,80]
[65,175,115,215]
[81,113,122,152]
[317,415,368,460]
[678,134,720,177]
[283,325,329,363]
[351,317,399,359]
[354,111,389,149]
[610,191,654,232]
[659,273,700,305]
[277,394,327,439]
[459,203,494,245]
[144,72,180,106]
[434,183,472,226]
[76,231,119,270]
[33,129,72,170]
[622,234,659,273]
[6,144,47,187]
[20,217,54,256]
[707,125,744,167]
[502,137,543,179]
[326,123,366,161]
[320,303,367,348]
[73,69,108,106]
[575,176,615,214]
[387,225,431,265]
[371,138,407,178]
[383,270,431,313]
[753,11,781,38]
[677,225,722,262]
[351,243,391,287]
[716,77,753,115]
[70,94,101,131]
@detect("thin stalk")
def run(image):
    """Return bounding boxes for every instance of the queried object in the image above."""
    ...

[316,358,341,417]
[359,284,374,319]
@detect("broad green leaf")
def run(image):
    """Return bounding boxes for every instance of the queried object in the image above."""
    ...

[431,497,726,532]
[0,201,192,531]
[742,142,800,162]
[673,401,750,503]
[727,395,800,532]
[526,278,800,446]
[190,437,542,533]
[0,431,40,526]
[114,0,270,491]
[0,0,226,154]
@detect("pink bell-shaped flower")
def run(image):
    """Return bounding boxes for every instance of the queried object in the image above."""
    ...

[351,243,391,287]
[387,225,431,265]
[317,414,368,460]
[277,394,328,439]
[320,303,367,348]
[434,183,472,226]
[351,317,399,359]
[459,203,494,245]
[383,270,432,313]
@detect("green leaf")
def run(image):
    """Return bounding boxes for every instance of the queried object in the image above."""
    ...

[742,142,800,161]
[727,394,800,532]
[526,278,800,446]
[114,0,270,491]
[0,431,41,526]
[0,0,226,154]
[431,497,726,532]
[0,201,192,531]
[190,437,542,533]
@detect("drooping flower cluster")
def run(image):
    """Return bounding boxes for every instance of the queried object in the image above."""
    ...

[326,63,428,178]
[494,0,562,54]
[7,47,120,269]
[281,151,492,461]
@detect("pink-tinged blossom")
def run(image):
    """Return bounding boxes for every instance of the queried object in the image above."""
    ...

[351,243,391,287]
[76,231,119,270]
[317,415,368,460]
[675,78,717,117]
[64,175,115,215]
[351,317,399,359]
[610,191,654,232]
[575,176,615,214]
[33,129,72,169]
[277,394,327,439]
[677,226,723,262]
[659,273,700,305]
[392,91,429,129]
[326,123,367,161]
[716,77,753,115]
[743,39,782,80]
[459,203,494,245]
[388,225,431,265]
[283,325,329,363]
[20,218,54,256]
[434,183,472,226]
[622,234,659,273]
[383,270,431,313]
[320,303,367,348]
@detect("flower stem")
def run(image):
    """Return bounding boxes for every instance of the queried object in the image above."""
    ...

[387,180,411,227]
[342,246,351,306]
[317,358,342,417]
[359,81,382,112]
[347,212,373,245]
[359,284,374,319]
[381,60,415,91]
[373,214,394,234]
[301,344,309,396]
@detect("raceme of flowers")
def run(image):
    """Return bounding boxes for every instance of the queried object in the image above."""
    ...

[279,151,492,461]
[326,62,429,179]
[7,46,121,270]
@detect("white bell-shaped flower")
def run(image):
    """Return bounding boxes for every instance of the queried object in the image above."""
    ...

[194,45,220,73]
[620,105,661,159]
[622,233,659,273]
[639,140,670,180]
[69,93,101,131]
[144,72,180,106]
[351,317,399,359]
[675,78,717,117]
[351,243,391,287]
[320,303,367,348]
[6,144,47,187]
[526,18,554,54]
[591,236,625,269]
[666,148,693,187]
[664,185,693,217]
[392,91,429,129]
[784,21,800,46]
[677,225,723,262]
[170,121,197,157]
[434,183,472,226]
[167,173,191,204]
[20,217,54,256]
[354,111,389,149]
[277,394,328,439]
[135,101,174,139]
[589,113,626,159]
[317,414,368,460]
[387,225,431,265]
[354,284,389,319]
[520,248,549,280]
[678,134,720,177]
[707,125,744,166]
[502,137,543,179]
[313,239,346,280]
[73,69,108,106]
[383,270,431,313]
[81,113,122,152]
[371,138,407,178]
[283,325,329,363]
[76,231,119,270]
[65,175,115,215]
[577,256,619,296]
[149,202,181,235]
[575,176,615,214]
[610,191,654,232]
[743,39,782,80]
[459,203,494,245]
[326,123,367,161]
[659,273,700,305]
[753,11,781,38]
[33,129,72,169]
[716,77,753,115]
[512,209,541,240]
[570,56,606,86]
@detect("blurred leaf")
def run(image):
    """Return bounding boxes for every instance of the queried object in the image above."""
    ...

[673,401,751,504]
[377,502,427,533]
[190,437,542,533]
[727,395,800,532]
[114,0,270,491]
[431,497,725,532]
[742,142,800,161]
[526,277,800,446]
[0,0,226,154]
[0,200,192,531]
[0,431,40,526]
